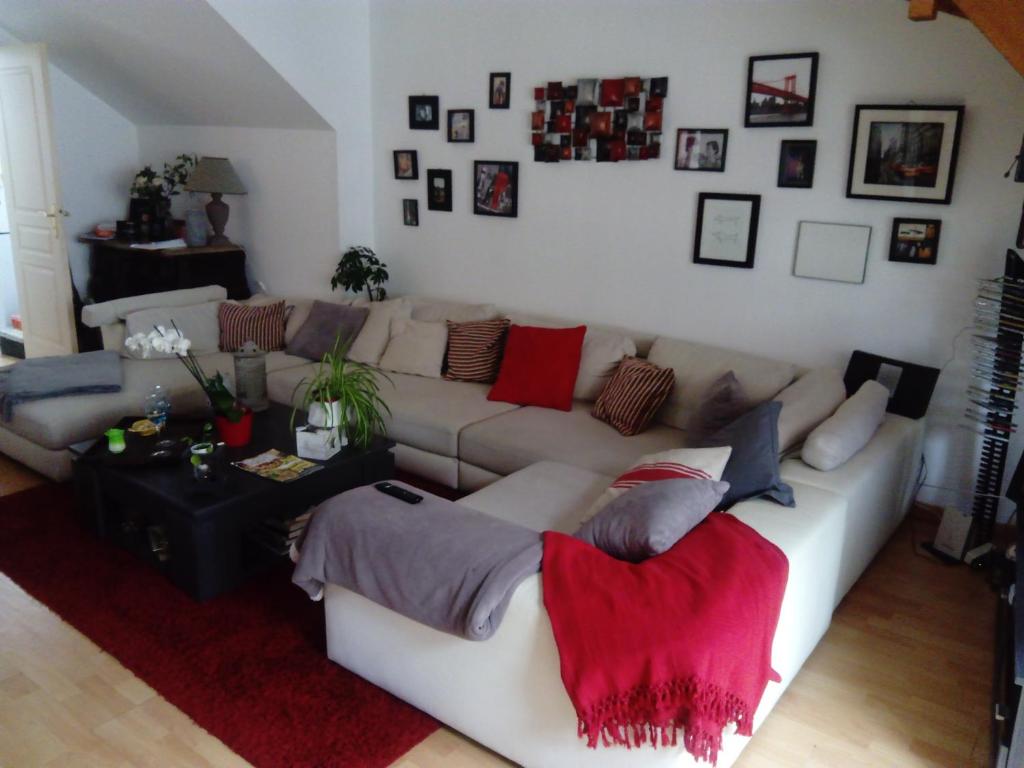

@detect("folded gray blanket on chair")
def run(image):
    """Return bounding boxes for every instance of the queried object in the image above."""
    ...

[292,481,542,641]
[0,350,123,420]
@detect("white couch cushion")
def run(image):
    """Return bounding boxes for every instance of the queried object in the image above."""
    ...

[801,380,889,471]
[409,297,499,323]
[123,300,222,358]
[574,329,637,401]
[81,285,227,328]
[348,298,411,365]
[459,400,686,478]
[378,319,447,378]
[775,367,846,452]
[647,336,796,430]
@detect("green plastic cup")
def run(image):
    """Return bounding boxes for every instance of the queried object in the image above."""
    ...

[105,428,126,454]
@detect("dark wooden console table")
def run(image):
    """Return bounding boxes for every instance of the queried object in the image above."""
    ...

[80,235,251,302]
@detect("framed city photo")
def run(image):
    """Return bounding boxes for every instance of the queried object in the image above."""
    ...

[674,129,728,172]
[393,150,418,180]
[489,72,510,109]
[402,199,419,227]
[889,218,941,264]
[846,105,964,204]
[745,52,818,128]
[777,140,817,188]
[426,169,452,211]
[447,109,475,143]
[693,193,760,269]
[473,161,518,218]
[409,95,439,130]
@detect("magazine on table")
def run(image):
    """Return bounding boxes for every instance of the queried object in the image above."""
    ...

[232,449,323,483]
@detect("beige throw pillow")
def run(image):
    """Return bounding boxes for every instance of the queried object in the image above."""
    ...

[574,329,638,401]
[348,299,411,366]
[378,319,448,378]
[775,367,847,452]
[801,380,889,471]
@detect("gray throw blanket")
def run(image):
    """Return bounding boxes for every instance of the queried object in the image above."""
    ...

[292,482,542,641]
[0,350,123,421]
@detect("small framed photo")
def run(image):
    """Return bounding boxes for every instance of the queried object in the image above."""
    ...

[745,52,819,128]
[473,160,518,218]
[448,109,475,143]
[846,104,964,204]
[674,129,728,172]
[409,95,439,130]
[777,140,817,188]
[426,169,452,212]
[489,72,510,109]
[402,199,419,227]
[393,150,418,180]
[693,193,760,269]
[889,218,941,264]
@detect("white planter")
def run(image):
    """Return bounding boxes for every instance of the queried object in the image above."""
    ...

[308,400,343,429]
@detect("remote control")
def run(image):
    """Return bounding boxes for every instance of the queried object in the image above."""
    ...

[374,482,423,504]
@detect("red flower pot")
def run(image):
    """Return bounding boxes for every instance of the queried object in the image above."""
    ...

[215,408,253,447]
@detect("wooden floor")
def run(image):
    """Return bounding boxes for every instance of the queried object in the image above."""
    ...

[0,452,994,768]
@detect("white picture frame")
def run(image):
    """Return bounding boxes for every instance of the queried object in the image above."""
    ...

[793,221,872,284]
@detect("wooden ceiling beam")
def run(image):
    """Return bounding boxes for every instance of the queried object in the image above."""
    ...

[953,0,1024,77]
[907,0,967,21]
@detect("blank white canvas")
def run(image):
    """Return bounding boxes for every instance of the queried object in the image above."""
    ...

[793,222,872,284]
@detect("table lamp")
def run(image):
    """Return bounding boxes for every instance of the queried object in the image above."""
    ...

[185,157,247,245]
[1005,133,1024,248]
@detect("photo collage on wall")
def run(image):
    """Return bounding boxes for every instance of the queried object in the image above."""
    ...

[531,76,667,162]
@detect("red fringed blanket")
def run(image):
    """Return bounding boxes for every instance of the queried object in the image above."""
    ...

[542,512,788,765]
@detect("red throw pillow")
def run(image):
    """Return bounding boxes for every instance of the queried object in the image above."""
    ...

[487,324,586,411]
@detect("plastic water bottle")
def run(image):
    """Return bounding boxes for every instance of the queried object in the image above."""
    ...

[144,385,171,431]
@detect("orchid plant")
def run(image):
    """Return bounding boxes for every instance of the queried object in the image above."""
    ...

[125,324,245,422]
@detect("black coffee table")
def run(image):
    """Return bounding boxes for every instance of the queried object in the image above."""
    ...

[73,403,394,601]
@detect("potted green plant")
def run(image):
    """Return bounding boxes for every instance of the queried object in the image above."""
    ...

[331,246,389,301]
[290,337,391,449]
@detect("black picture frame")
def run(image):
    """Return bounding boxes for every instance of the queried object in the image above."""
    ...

[777,139,817,188]
[473,161,518,218]
[846,104,964,205]
[744,52,819,128]
[889,218,941,264]
[426,169,452,212]
[693,193,760,269]
[447,109,475,143]
[489,72,511,109]
[409,96,440,130]
[674,128,729,172]
[402,199,419,227]
[393,150,418,180]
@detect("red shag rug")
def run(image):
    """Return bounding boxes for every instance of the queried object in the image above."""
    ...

[0,482,439,768]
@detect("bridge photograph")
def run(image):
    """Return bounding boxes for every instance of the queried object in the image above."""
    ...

[745,51,820,127]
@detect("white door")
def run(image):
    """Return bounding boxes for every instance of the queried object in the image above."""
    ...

[0,44,76,357]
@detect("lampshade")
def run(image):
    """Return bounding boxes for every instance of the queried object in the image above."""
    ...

[185,157,247,195]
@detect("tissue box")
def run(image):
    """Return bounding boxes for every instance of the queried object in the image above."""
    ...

[295,426,347,461]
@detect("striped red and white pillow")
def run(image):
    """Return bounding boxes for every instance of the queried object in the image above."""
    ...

[218,300,287,352]
[444,318,511,383]
[576,446,733,527]
[592,356,675,436]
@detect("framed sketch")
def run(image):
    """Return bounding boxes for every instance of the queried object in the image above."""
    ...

[393,150,418,180]
[745,52,819,128]
[793,221,872,284]
[889,218,941,264]
[473,160,518,218]
[409,96,440,130]
[489,72,510,109]
[846,105,964,204]
[674,129,728,172]
[426,169,452,211]
[447,109,475,143]
[777,140,817,188]
[693,193,760,269]
[402,199,419,226]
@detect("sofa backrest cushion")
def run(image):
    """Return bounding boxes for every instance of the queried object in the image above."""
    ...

[122,300,222,359]
[285,301,369,361]
[574,329,638,401]
[81,285,228,329]
[647,336,796,430]
[487,324,587,411]
[409,297,499,323]
[378,318,448,378]
[775,367,847,453]
[802,380,889,471]
[348,298,412,366]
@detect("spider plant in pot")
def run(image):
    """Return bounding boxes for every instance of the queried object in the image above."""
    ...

[290,337,391,449]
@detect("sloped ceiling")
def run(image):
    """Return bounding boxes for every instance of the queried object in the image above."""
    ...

[0,0,330,129]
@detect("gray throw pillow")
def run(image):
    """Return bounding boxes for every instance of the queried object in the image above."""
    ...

[575,478,729,562]
[687,370,749,443]
[286,301,369,361]
[698,400,795,509]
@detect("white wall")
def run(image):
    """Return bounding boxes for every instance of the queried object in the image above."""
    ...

[137,125,340,299]
[205,0,376,250]
[370,0,1024,514]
